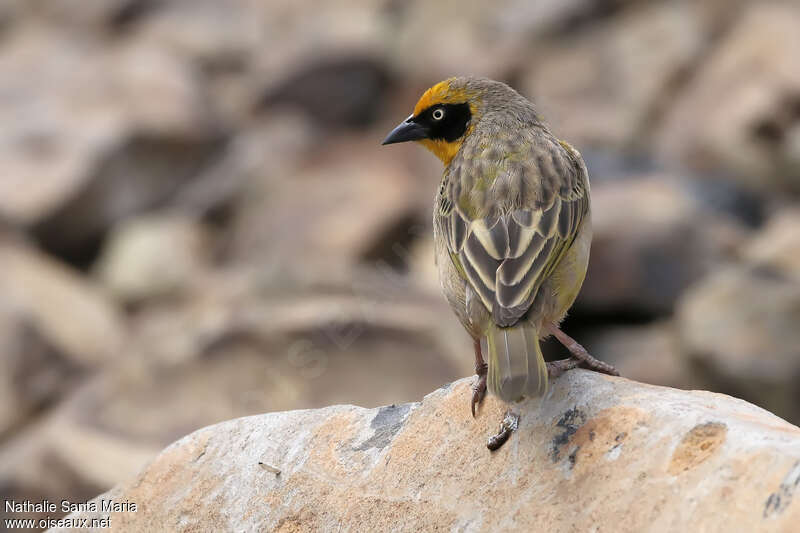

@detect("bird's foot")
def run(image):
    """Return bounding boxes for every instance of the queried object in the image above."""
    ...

[546,357,581,379]
[471,361,488,418]
[574,351,619,376]
[548,323,620,376]
[487,409,520,451]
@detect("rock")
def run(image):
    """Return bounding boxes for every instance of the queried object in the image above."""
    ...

[132,0,260,67]
[387,1,530,79]
[523,1,709,149]
[0,275,472,522]
[93,214,213,303]
[58,373,800,532]
[677,266,800,425]
[387,0,653,81]
[31,0,153,29]
[0,0,23,33]
[0,304,84,439]
[0,236,126,368]
[741,208,800,282]
[0,26,223,262]
[0,381,159,526]
[257,55,393,130]
[579,321,699,390]
[228,136,420,276]
[576,175,746,317]
[125,270,472,387]
[657,3,800,191]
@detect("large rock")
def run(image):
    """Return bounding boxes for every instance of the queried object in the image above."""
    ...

[93,213,213,303]
[677,266,800,425]
[56,372,800,532]
[228,136,421,276]
[0,276,472,525]
[522,1,709,149]
[657,3,800,191]
[30,0,153,29]
[0,25,224,263]
[576,175,745,316]
[741,208,800,282]
[0,304,84,439]
[0,236,125,368]
[579,321,699,390]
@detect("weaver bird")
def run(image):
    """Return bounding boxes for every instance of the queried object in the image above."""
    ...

[382,77,618,449]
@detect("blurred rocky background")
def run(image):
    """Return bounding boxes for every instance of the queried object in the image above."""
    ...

[1,0,799,528]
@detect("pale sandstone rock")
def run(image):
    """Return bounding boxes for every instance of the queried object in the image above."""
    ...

[57,372,800,532]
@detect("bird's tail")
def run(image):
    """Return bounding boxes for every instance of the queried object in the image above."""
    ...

[486,322,547,403]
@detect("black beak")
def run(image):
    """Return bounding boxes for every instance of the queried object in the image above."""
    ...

[381,116,429,145]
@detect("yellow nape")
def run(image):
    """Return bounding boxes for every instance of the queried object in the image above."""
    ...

[418,138,462,166]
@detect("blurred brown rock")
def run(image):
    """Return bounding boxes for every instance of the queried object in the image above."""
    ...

[523,1,709,149]
[59,373,800,532]
[658,3,800,191]
[0,236,125,367]
[31,0,153,29]
[388,0,654,81]
[576,175,745,316]
[581,321,697,390]
[741,208,800,282]
[229,137,420,277]
[93,214,213,303]
[0,25,223,262]
[0,26,218,223]
[0,383,159,522]
[258,56,393,130]
[0,275,472,517]
[0,305,83,439]
[133,0,259,66]
[677,266,800,424]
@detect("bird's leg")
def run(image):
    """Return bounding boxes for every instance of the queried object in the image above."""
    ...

[471,338,488,417]
[547,323,619,376]
[487,409,520,451]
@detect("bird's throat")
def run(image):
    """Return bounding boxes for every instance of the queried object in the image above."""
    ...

[418,138,462,166]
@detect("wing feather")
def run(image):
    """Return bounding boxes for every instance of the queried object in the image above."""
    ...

[436,138,589,328]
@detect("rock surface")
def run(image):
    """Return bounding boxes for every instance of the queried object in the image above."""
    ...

[677,266,800,423]
[58,372,800,533]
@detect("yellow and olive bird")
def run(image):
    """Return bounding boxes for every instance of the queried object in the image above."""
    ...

[383,77,618,449]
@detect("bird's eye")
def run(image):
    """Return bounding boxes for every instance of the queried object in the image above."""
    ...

[432,108,445,120]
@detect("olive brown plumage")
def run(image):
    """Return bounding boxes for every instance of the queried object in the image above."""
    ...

[383,76,617,447]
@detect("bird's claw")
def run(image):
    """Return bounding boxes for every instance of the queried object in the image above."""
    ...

[546,358,581,379]
[487,410,519,451]
[471,373,487,418]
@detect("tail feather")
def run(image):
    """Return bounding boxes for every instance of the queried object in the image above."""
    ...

[487,322,547,403]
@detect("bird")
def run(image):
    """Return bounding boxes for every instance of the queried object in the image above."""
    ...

[382,76,618,449]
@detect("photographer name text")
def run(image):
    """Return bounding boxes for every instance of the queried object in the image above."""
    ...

[5,498,137,514]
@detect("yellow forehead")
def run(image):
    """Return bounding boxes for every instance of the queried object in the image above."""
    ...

[413,78,471,116]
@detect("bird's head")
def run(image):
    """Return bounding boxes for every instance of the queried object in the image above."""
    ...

[382,77,536,165]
